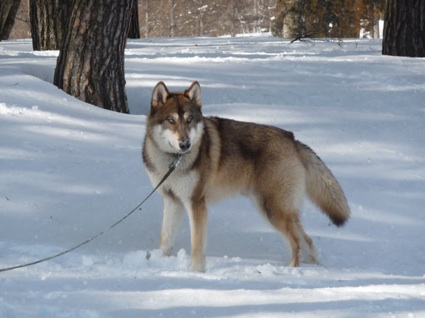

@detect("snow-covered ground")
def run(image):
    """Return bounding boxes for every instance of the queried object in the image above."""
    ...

[1,35,424,317]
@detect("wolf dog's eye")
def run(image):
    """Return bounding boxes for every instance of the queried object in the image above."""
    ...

[166,117,175,124]
[187,116,193,123]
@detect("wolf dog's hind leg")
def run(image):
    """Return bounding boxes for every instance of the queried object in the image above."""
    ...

[256,194,302,267]
[297,221,319,264]
[270,212,302,267]
[160,193,185,256]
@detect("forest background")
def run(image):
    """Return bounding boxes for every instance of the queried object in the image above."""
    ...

[5,0,385,41]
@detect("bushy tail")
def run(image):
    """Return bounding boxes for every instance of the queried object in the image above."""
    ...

[296,141,350,226]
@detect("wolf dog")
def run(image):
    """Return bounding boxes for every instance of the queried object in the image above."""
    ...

[143,81,350,272]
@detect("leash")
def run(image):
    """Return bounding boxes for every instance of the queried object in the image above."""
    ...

[0,154,182,273]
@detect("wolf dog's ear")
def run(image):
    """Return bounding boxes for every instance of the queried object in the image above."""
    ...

[151,81,169,109]
[185,81,202,109]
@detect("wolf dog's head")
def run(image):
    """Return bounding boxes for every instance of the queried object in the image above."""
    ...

[147,81,204,154]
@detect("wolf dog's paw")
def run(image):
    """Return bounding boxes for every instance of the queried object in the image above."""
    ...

[191,256,206,272]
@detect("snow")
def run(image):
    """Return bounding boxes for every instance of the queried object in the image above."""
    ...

[1,35,425,317]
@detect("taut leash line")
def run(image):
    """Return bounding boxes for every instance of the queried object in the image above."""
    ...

[0,154,182,273]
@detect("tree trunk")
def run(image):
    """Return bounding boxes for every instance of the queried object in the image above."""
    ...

[128,0,140,39]
[229,0,239,37]
[283,0,305,39]
[29,0,72,50]
[54,0,132,113]
[0,0,21,40]
[272,0,285,37]
[382,0,425,57]
[144,0,150,37]
[169,0,175,37]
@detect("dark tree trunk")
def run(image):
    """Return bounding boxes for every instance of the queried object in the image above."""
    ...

[0,0,21,40]
[272,0,306,39]
[54,0,133,113]
[382,0,425,57]
[228,0,240,37]
[283,0,306,39]
[128,0,140,39]
[29,0,72,50]
[272,0,285,37]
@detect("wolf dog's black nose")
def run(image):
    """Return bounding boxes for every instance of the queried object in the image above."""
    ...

[179,140,191,152]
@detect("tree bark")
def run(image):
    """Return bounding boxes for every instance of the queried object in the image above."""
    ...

[169,0,176,37]
[0,0,21,40]
[54,0,132,113]
[29,0,72,51]
[272,0,285,37]
[128,0,140,38]
[382,0,425,57]
[272,0,306,39]
[143,0,150,37]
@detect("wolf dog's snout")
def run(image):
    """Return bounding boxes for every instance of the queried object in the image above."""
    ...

[179,139,191,152]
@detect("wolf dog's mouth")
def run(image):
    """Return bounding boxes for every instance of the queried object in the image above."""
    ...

[168,141,191,154]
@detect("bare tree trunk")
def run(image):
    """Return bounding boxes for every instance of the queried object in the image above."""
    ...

[0,0,21,40]
[272,0,285,37]
[29,0,72,50]
[128,0,140,38]
[383,0,425,57]
[230,0,239,37]
[283,0,305,39]
[54,0,132,113]
[169,0,175,37]
[142,0,150,37]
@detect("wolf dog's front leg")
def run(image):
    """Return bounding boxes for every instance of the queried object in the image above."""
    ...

[160,194,185,256]
[188,199,208,272]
